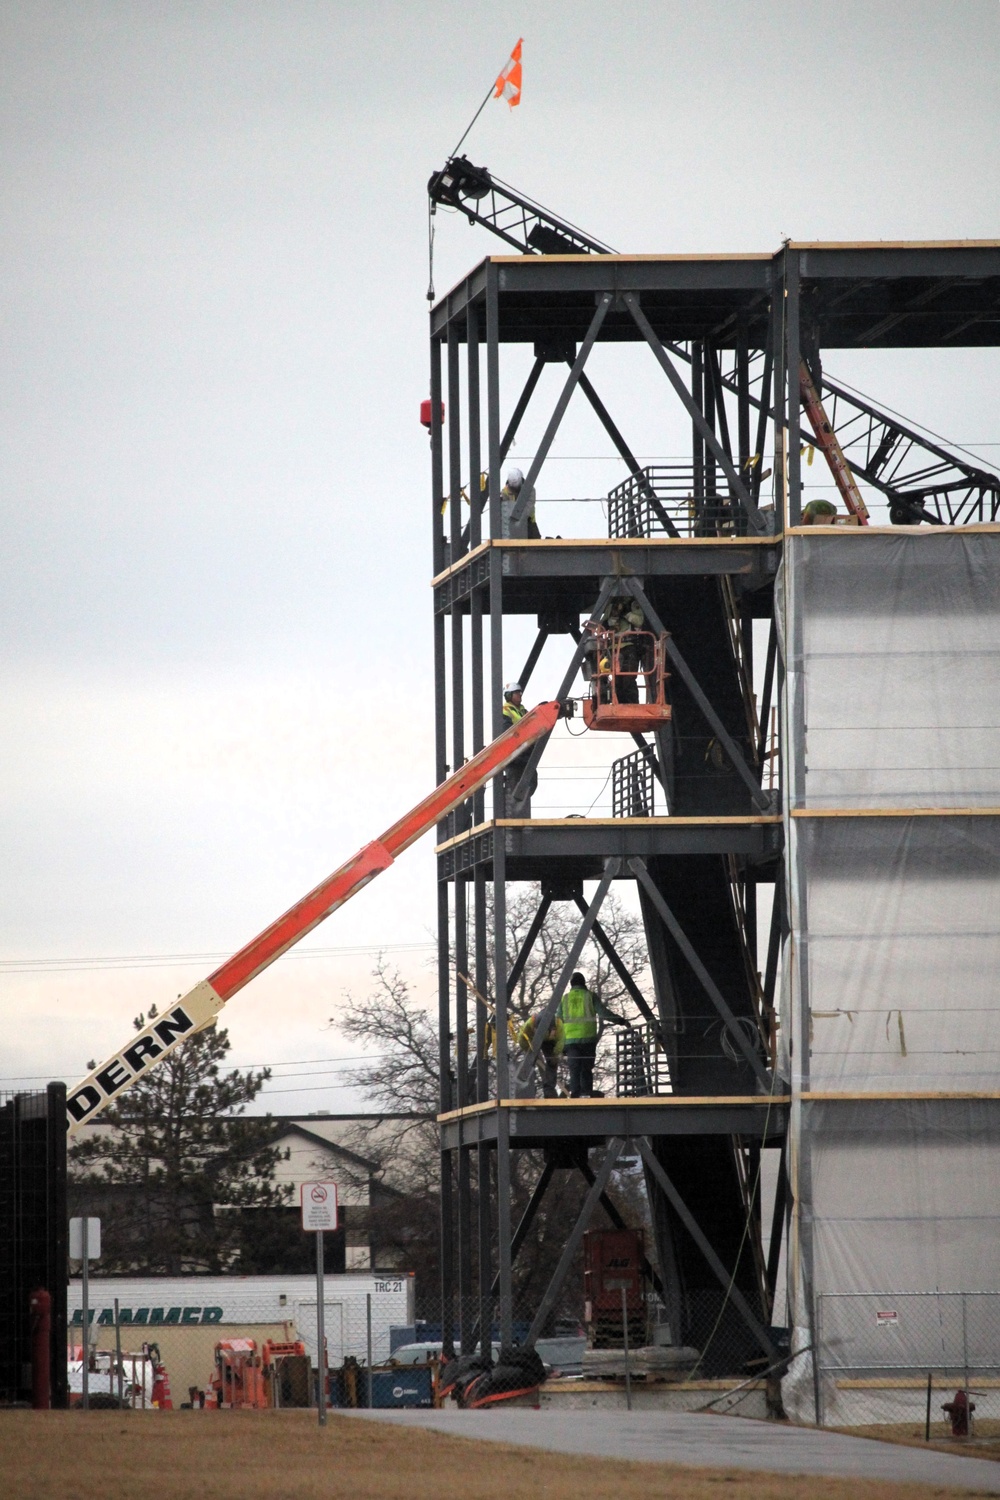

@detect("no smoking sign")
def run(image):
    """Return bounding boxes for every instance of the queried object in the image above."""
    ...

[300,1181,339,1232]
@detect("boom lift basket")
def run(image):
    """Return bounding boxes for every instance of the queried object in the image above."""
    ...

[582,628,672,734]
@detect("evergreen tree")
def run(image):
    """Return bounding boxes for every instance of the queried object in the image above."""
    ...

[70,1006,290,1273]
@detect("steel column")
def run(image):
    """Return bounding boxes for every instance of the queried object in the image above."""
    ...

[785,249,802,526]
[468,303,482,550]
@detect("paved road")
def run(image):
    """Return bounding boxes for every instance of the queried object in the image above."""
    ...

[346,1408,1000,1491]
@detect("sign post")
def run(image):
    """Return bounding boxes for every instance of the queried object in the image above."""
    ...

[69,1217,101,1412]
[301,1183,338,1426]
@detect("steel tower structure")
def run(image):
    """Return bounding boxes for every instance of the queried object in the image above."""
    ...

[428,229,1000,1383]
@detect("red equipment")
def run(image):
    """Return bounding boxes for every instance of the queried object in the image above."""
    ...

[582,629,672,735]
[420,398,445,430]
[151,1358,173,1410]
[942,1388,975,1437]
[66,699,566,1133]
[29,1287,51,1410]
[584,1228,646,1348]
[211,1339,269,1410]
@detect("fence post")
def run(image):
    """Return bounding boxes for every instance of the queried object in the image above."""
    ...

[621,1286,632,1412]
[367,1293,373,1409]
[925,1372,932,1441]
[962,1292,969,1420]
[114,1298,123,1408]
[813,1295,823,1427]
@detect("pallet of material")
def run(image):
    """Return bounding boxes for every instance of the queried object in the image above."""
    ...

[581,1346,700,1381]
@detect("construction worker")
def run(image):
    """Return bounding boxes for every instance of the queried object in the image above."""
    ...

[501,682,537,810]
[517,1012,565,1097]
[559,971,623,1098]
[802,498,838,525]
[501,467,541,539]
[604,597,648,704]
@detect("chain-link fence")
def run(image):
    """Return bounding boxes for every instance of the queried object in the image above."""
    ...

[816,1292,1000,1436]
[64,1272,784,1414]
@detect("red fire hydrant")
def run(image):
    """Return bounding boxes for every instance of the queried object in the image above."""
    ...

[942,1388,975,1437]
[29,1287,51,1410]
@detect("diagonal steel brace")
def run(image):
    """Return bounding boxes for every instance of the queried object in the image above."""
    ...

[629,857,771,1091]
[636,1137,776,1360]
[623,578,771,813]
[516,860,620,1085]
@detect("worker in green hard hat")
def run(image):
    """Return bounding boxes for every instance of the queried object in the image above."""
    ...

[802,498,838,525]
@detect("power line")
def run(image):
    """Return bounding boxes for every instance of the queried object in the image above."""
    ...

[0,940,436,976]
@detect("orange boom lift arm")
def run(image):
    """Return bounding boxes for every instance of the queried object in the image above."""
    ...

[66,699,565,1133]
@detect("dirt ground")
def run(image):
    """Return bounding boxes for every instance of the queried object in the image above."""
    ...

[1,1410,994,1500]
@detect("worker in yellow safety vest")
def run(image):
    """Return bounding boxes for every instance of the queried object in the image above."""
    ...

[517,1013,565,1097]
[559,972,623,1097]
[500,682,537,809]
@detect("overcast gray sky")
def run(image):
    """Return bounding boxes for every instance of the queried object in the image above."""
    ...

[2,1,998,1113]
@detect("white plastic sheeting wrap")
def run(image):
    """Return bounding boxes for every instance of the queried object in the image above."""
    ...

[778,529,1000,1423]
[783,529,1000,810]
[798,814,1000,1092]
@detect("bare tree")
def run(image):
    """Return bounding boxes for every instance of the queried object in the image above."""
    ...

[329,884,654,1318]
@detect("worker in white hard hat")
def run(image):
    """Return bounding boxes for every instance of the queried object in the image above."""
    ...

[500,682,537,811]
[500,467,540,538]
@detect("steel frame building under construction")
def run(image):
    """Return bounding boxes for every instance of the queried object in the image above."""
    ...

[428,234,1000,1414]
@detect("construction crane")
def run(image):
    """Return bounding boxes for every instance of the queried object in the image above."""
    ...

[66,700,569,1133]
[427,157,999,526]
[427,156,614,257]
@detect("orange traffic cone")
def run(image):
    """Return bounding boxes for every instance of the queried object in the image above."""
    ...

[151,1362,173,1410]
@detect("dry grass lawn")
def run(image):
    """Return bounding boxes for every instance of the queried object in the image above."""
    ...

[833,1420,1000,1463]
[0,1410,994,1500]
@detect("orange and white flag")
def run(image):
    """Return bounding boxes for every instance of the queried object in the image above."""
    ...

[494,38,522,109]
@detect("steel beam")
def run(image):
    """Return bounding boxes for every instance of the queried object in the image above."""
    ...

[439,1098,788,1149]
[517,627,548,693]
[785,248,802,526]
[628,857,771,1091]
[468,303,483,551]
[757,618,777,769]
[766,1143,788,1319]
